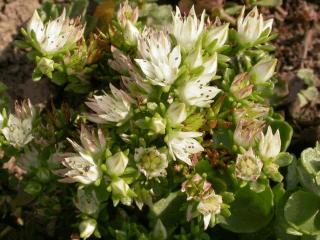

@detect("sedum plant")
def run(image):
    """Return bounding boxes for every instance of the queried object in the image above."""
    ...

[0,1,306,239]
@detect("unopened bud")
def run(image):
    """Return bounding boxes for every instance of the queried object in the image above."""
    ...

[37,57,54,75]
[124,21,139,45]
[150,114,166,134]
[106,152,128,177]
[167,102,187,126]
[250,59,277,84]
[79,218,97,240]
[230,73,253,99]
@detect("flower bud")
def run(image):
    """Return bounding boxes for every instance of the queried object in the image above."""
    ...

[14,99,35,120]
[230,72,253,100]
[235,148,263,182]
[264,162,282,182]
[124,21,139,45]
[111,178,130,196]
[205,23,229,50]
[75,188,99,215]
[117,1,139,29]
[259,126,281,159]
[166,102,187,126]
[250,59,277,84]
[181,174,212,201]
[111,178,133,206]
[186,48,218,77]
[134,147,168,178]
[233,119,264,148]
[79,125,106,156]
[150,114,166,134]
[37,57,54,75]
[233,105,269,124]
[79,218,97,240]
[106,152,128,177]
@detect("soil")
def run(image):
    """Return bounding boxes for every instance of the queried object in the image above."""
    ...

[0,0,53,105]
[270,0,320,153]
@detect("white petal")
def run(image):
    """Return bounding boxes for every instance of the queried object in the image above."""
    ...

[169,45,181,68]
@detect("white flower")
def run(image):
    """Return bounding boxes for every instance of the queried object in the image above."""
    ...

[237,7,273,46]
[79,219,97,240]
[179,74,221,107]
[205,23,229,50]
[259,126,281,159]
[186,49,218,76]
[134,147,168,178]
[167,131,204,165]
[27,9,84,54]
[172,6,205,51]
[235,148,263,182]
[250,59,277,84]
[60,152,101,185]
[135,28,181,87]
[105,152,129,177]
[60,136,102,185]
[2,115,33,148]
[197,193,223,230]
[166,102,187,126]
[86,84,133,124]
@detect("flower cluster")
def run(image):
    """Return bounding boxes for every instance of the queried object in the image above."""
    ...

[1,2,296,239]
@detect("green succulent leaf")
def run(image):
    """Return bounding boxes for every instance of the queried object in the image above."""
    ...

[220,185,274,233]
[284,190,320,235]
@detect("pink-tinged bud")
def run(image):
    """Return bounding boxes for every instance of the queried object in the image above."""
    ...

[181,174,213,201]
[233,104,269,124]
[117,1,139,29]
[230,72,253,100]
[233,119,264,148]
